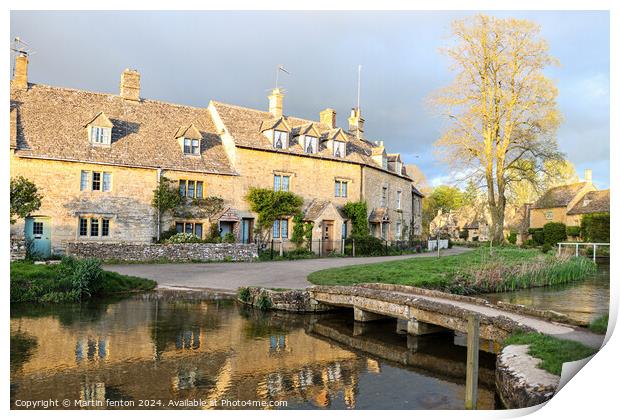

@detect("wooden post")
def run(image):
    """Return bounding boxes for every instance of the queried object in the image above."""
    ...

[465,314,480,410]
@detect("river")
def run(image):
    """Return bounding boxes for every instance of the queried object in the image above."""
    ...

[10,264,609,410]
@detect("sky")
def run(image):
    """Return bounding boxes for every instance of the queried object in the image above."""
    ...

[10,10,610,189]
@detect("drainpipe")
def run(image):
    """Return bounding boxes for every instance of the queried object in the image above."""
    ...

[156,168,162,242]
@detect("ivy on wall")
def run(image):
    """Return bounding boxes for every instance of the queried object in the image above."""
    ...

[342,201,369,237]
[245,188,304,239]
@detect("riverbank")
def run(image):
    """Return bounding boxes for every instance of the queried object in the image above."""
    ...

[307,247,596,294]
[11,259,156,303]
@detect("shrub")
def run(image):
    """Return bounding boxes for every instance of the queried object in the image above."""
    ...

[204,223,222,243]
[291,212,313,248]
[166,232,202,243]
[223,232,236,243]
[541,243,553,254]
[238,287,251,303]
[566,226,581,237]
[543,222,567,245]
[158,226,179,243]
[507,231,517,244]
[589,314,609,334]
[350,235,385,256]
[532,230,545,246]
[448,239,453,249]
[581,213,610,242]
[257,292,272,311]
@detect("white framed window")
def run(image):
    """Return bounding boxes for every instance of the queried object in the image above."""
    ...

[381,186,388,207]
[334,180,348,198]
[396,222,402,239]
[274,175,290,192]
[183,138,201,155]
[274,131,288,149]
[80,171,111,192]
[396,190,402,209]
[545,211,553,220]
[90,126,111,145]
[333,141,346,157]
[304,136,317,154]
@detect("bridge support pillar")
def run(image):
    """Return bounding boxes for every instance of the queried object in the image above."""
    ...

[353,307,388,323]
[401,318,447,336]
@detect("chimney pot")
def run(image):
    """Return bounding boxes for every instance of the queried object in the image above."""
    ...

[268,88,283,117]
[348,107,364,139]
[120,69,141,101]
[13,54,29,90]
[320,108,337,129]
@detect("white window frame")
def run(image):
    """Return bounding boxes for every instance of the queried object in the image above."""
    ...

[333,141,345,158]
[274,130,288,149]
[90,126,111,146]
[396,222,402,239]
[545,211,553,220]
[304,135,317,154]
[396,190,402,209]
[274,175,290,192]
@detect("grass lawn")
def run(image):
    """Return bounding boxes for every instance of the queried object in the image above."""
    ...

[11,260,156,303]
[307,247,596,294]
[589,314,609,334]
[504,332,597,375]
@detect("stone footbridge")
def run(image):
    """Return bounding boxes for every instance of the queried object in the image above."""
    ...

[308,283,604,348]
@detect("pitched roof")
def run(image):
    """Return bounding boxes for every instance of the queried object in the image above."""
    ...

[210,101,411,179]
[411,184,424,197]
[368,207,390,223]
[567,190,610,215]
[302,199,346,221]
[11,84,236,175]
[532,182,590,209]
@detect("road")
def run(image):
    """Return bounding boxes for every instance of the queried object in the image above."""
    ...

[104,247,470,292]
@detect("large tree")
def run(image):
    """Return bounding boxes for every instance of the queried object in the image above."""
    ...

[10,176,42,224]
[432,15,563,243]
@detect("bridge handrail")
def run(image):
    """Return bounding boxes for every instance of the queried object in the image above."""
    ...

[557,242,610,246]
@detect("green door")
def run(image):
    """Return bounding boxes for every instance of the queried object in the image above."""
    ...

[25,217,51,258]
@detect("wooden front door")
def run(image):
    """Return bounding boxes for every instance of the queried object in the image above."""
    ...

[322,221,334,254]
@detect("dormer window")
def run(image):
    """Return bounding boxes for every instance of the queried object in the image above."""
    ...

[85,112,113,147]
[274,130,288,149]
[183,138,200,155]
[382,156,388,169]
[333,141,346,158]
[90,126,111,145]
[304,136,317,154]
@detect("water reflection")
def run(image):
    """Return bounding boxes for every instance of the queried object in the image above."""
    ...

[482,264,610,324]
[11,297,499,410]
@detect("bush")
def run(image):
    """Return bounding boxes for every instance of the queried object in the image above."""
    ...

[237,287,251,303]
[448,239,453,249]
[543,222,567,245]
[581,213,610,242]
[541,243,553,254]
[566,226,581,237]
[158,226,179,243]
[532,230,544,246]
[204,223,222,243]
[507,231,517,244]
[223,232,236,243]
[257,292,272,311]
[166,232,202,243]
[350,235,385,256]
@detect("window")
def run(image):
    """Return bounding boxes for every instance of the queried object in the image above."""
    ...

[183,139,191,154]
[396,191,402,209]
[334,180,348,198]
[333,141,345,157]
[179,179,203,198]
[342,222,348,239]
[545,211,553,221]
[304,136,317,154]
[102,173,111,192]
[272,218,288,239]
[274,175,290,192]
[90,126,111,145]
[396,222,402,239]
[381,187,388,207]
[79,218,88,236]
[32,222,43,236]
[80,171,89,191]
[192,139,200,155]
[92,172,101,191]
[182,138,200,155]
[274,131,288,149]
[175,222,203,238]
[90,218,99,236]
[101,219,110,237]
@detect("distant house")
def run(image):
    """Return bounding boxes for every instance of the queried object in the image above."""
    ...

[529,170,603,229]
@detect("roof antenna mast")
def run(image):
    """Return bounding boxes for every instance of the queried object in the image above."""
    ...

[357,64,362,111]
[275,64,290,90]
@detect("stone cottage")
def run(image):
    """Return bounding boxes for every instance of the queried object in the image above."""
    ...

[10,54,419,256]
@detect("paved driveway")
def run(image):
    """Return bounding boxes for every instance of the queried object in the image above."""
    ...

[104,247,470,292]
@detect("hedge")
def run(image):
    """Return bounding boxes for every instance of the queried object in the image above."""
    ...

[566,226,581,237]
[581,213,610,242]
[543,222,567,245]
[533,230,544,246]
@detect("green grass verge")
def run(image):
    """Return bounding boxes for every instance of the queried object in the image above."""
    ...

[589,314,609,334]
[11,260,156,303]
[307,247,596,294]
[504,332,597,376]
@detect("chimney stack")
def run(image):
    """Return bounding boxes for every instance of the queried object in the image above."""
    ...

[120,69,141,101]
[268,88,283,117]
[585,169,592,184]
[13,54,29,89]
[348,107,364,139]
[320,108,337,129]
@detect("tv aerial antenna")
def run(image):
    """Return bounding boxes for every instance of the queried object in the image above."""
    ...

[11,37,36,77]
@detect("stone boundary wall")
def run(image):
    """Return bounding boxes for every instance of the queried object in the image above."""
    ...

[10,236,27,261]
[66,241,258,262]
[496,344,559,409]
[238,287,333,312]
